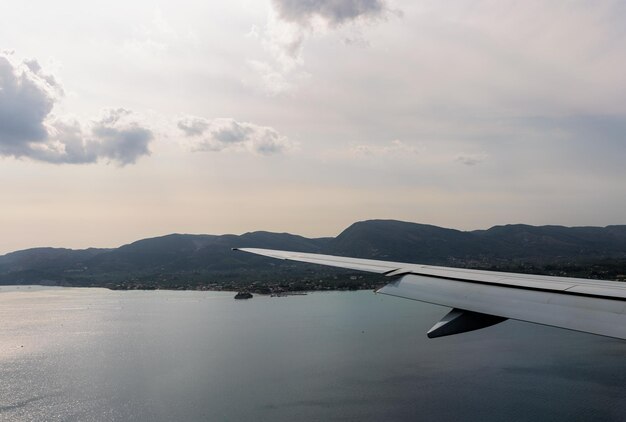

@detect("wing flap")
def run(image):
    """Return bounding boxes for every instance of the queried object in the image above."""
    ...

[378,274,626,340]
[426,308,507,338]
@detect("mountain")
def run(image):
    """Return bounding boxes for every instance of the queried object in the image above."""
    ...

[333,220,626,264]
[0,220,625,288]
[329,220,486,263]
[0,247,108,282]
[475,224,626,261]
[84,231,329,274]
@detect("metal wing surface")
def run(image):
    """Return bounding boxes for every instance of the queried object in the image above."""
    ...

[234,248,626,340]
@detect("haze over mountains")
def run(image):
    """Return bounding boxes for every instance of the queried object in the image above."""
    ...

[1,220,625,289]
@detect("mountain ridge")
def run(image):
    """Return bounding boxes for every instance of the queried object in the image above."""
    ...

[1,220,625,289]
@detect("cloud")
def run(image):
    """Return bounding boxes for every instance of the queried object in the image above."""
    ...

[90,109,153,165]
[248,0,396,94]
[352,140,419,156]
[0,55,58,155]
[267,0,391,63]
[177,116,209,137]
[243,59,308,96]
[178,116,294,155]
[271,0,387,27]
[0,53,152,166]
[456,153,487,166]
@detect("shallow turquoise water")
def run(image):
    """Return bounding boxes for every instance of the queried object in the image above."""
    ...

[0,287,625,421]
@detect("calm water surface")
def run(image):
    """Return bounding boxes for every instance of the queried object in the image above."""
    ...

[0,286,625,421]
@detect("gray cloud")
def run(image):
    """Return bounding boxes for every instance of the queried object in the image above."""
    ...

[178,117,294,155]
[456,153,487,166]
[91,109,153,165]
[177,116,209,137]
[272,0,387,26]
[0,56,56,155]
[0,53,152,166]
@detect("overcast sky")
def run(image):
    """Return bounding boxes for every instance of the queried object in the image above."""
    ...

[1,0,625,253]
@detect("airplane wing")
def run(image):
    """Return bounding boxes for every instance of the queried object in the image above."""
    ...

[233,248,626,340]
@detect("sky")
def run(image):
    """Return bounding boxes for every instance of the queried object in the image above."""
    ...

[1,0,625,253]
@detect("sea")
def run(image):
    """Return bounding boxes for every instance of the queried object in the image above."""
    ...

[0,286,625,421]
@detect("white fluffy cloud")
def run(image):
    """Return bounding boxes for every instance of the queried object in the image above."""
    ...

[178,116,294,155]
[0,53,152,166]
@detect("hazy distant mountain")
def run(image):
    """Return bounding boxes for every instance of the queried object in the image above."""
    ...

[0,220,625,287]
[475,224,626,261]
[0,247,107,282]
[332,220,626,264]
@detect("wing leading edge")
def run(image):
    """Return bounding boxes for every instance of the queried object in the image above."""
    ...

[234,248,626,340]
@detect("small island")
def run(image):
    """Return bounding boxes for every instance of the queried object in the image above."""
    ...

[234,291,253,300]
